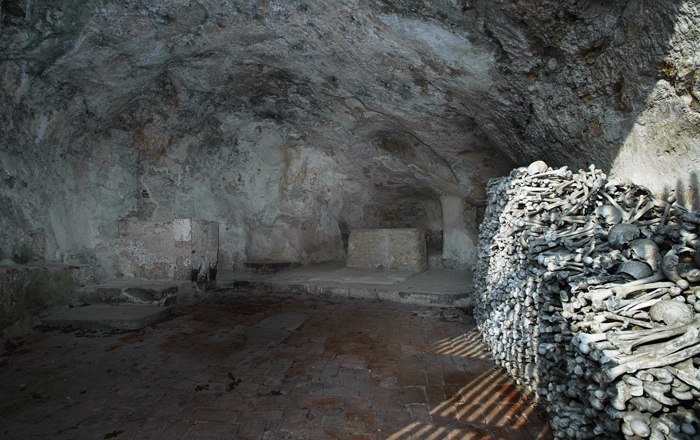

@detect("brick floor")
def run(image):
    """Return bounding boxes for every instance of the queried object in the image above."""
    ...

[0,293,552,440]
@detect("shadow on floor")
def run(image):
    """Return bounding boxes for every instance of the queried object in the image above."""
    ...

[387,329,550,440]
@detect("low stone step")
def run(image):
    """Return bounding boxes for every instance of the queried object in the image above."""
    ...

[216,264,473,308]
[218,279,471,308]
[243,261,301,273]
[42,304,171,331]
[396,289,471,307]
[1,262,94,330]
[77,280,181,306]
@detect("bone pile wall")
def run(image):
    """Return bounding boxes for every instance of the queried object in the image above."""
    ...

[474,162,700,439]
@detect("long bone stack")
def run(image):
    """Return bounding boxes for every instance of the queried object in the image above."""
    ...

[474,161,700,439]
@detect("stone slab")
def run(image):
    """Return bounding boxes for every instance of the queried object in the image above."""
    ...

[216,262,472,308]
[115,219,219,283]
[42,304,171,331]
[346,228,427,272]
[0,263,85,330]
[308,267,412,285]
[77,280,181,306]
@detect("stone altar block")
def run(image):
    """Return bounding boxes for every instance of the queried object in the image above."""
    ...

[347,228,427,272]
[116,219,219,283]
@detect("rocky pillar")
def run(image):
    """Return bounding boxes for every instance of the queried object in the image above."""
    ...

[440,195,477,269]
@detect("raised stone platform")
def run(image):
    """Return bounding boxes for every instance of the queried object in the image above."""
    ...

[77,279,183,306]
[116,219,218,284]
[347,228,428,272]
[42,304,171,331]
[1,263,92,330]
[217,261,472,307]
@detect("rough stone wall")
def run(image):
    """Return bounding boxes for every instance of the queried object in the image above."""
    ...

[473,0,700,192]
[116,219,218,283]
[1,0,494,275]
[346,228,428,272]
[1,0,698,278]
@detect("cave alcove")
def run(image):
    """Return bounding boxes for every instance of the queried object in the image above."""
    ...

[1,1,699,439]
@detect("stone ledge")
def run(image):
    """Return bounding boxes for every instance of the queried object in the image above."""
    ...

[0,263,88,331]
[77,279,184,306]
[42,304,171,331]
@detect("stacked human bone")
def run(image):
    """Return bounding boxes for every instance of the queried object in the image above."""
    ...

[474,161,700,439]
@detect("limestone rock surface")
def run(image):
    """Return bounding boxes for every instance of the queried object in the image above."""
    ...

[346,228,427,272]
[0,0,698,276]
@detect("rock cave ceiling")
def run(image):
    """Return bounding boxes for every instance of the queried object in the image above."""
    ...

[1,0,698,204]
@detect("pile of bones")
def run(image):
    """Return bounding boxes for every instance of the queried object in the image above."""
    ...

[474,161,700,439]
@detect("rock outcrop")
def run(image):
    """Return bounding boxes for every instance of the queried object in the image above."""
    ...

[1,0,698,277]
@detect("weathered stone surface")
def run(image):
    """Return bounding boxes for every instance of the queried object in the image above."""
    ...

[0,264,77,330]
[1,296,547,439]
[77,280,181,307]
[0,0,698,279]
[347,228,427,272]
[216,262,472,307]
[116,219,218,283]
[440,195,478,269]
[42,303,171,331]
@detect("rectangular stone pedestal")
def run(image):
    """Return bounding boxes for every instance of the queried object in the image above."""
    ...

[116,219,218,283]
[0,264,82,330]
[347,228,427,272]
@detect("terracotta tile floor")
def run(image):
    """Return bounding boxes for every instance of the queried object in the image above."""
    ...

[0,293,552,440]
